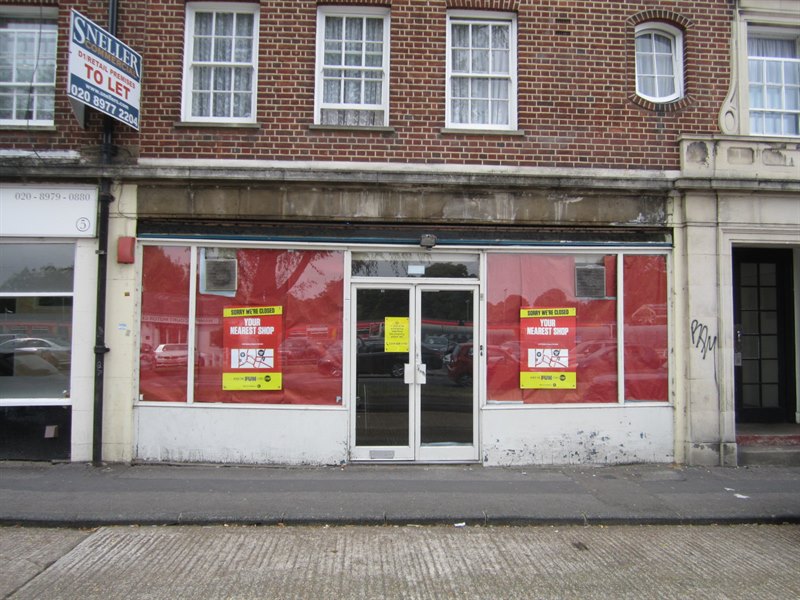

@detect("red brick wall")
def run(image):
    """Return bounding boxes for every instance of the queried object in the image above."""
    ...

[0,0,733,170]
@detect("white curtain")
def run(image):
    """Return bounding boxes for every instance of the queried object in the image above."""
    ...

[749,38,797,59]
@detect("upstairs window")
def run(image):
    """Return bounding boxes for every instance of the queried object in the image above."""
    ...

[635,23,684,103]
[182,3,259,124]
[748,35,799,136]
[0,16,57,126]
[446,12,517,130]
[315,7,390,127]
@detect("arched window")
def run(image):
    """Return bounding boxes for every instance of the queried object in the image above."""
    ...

[635,23,684,103]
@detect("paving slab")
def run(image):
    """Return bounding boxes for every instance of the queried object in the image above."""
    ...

[0,527,90,598]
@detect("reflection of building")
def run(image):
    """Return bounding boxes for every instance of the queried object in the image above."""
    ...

[0,1,797,466]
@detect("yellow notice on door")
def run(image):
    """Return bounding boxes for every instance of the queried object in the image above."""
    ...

[384,317,409,353]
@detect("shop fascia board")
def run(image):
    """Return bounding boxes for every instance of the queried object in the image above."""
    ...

[1,161,797,193]
[0,161,680,193]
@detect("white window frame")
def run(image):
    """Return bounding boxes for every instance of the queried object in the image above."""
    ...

[445,10,517,131]
[745,27,800,137]
[0,7,58,127]
[634,22,684,104]
[181,2,259,124]
[314,6,390,128]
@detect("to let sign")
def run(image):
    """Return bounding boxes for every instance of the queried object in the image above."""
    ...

[68,10,142,130]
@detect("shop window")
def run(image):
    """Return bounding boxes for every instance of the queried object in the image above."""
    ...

[139,246,345,405]
[139,246,191,402]
[486,253,668,404]
[351,251,479,278]
[446,11,517,130]
[0,243,74,400]
[623,255,668,402]
[0,12,57,126]
[182,2,259,124]
[315,6,390,127]
[634,22,684,104]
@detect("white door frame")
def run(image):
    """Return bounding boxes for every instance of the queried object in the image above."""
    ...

[349,281,480,462]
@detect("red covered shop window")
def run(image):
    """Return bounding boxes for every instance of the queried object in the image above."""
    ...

[623,255,668,402]
[486,253,668,404]
[139,246,344,405]
[193,248,344,405]
[139,246,191,402]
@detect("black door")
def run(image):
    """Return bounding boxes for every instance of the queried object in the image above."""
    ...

[733,248,796,423]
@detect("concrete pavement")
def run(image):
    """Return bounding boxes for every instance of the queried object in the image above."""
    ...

[3,524,800,599]
[1,461,799,526]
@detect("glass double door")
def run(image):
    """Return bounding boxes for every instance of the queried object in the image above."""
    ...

[351,284,478,462]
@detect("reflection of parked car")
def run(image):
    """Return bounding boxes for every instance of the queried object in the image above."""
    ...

[578,344,664,371]
[0,337,71,369]
[280,337,325,363]
[630,303,667,325]
[317,344,343,377]
[424,335,451,355]
[153,343,188,368]
[316,338,444,378]
[358,337,444,377]
[573,340,614,364]
[445,342,473,387]
[139,343,155,369]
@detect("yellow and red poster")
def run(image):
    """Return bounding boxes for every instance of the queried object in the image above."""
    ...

[520,307,577,389]
[222,305,283,390]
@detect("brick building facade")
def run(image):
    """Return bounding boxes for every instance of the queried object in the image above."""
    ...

[1,0,797,466]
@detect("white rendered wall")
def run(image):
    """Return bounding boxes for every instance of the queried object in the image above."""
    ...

[101,184,139,462]
[135,406,349,465]
[482,405,674,465]
[70,237,100,462]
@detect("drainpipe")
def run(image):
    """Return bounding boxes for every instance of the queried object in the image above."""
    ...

[92,0,118,465]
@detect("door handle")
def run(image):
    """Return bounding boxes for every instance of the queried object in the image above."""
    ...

[404,363,427,384]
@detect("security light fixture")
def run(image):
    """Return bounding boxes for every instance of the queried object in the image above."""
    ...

[420,234,437,249]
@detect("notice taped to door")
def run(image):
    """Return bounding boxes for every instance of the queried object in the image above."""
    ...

[222,305,283,390]
[520,307,576,389]
[384,317,410,353]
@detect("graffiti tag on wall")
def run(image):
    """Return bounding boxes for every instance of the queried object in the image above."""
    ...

[691,319,717,360]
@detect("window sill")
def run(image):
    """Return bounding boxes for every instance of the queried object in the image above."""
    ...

[0,124,56,132]
[441,127,525,136]
[309,124,396,134]
[175,121,261,129]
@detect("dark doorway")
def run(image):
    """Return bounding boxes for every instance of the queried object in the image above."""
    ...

[733,248,796,423]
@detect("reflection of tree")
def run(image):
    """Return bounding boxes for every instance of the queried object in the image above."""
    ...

[236,250,332,302]
[142,247,189,292]
[358,289,407,323]
[534,288,568,307]
[422,290,472,324]
[488,294,524,324]
[426,263,468,278]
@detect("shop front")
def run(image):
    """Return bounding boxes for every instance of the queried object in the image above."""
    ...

[0,183,98,461]
[133,237,673,465]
